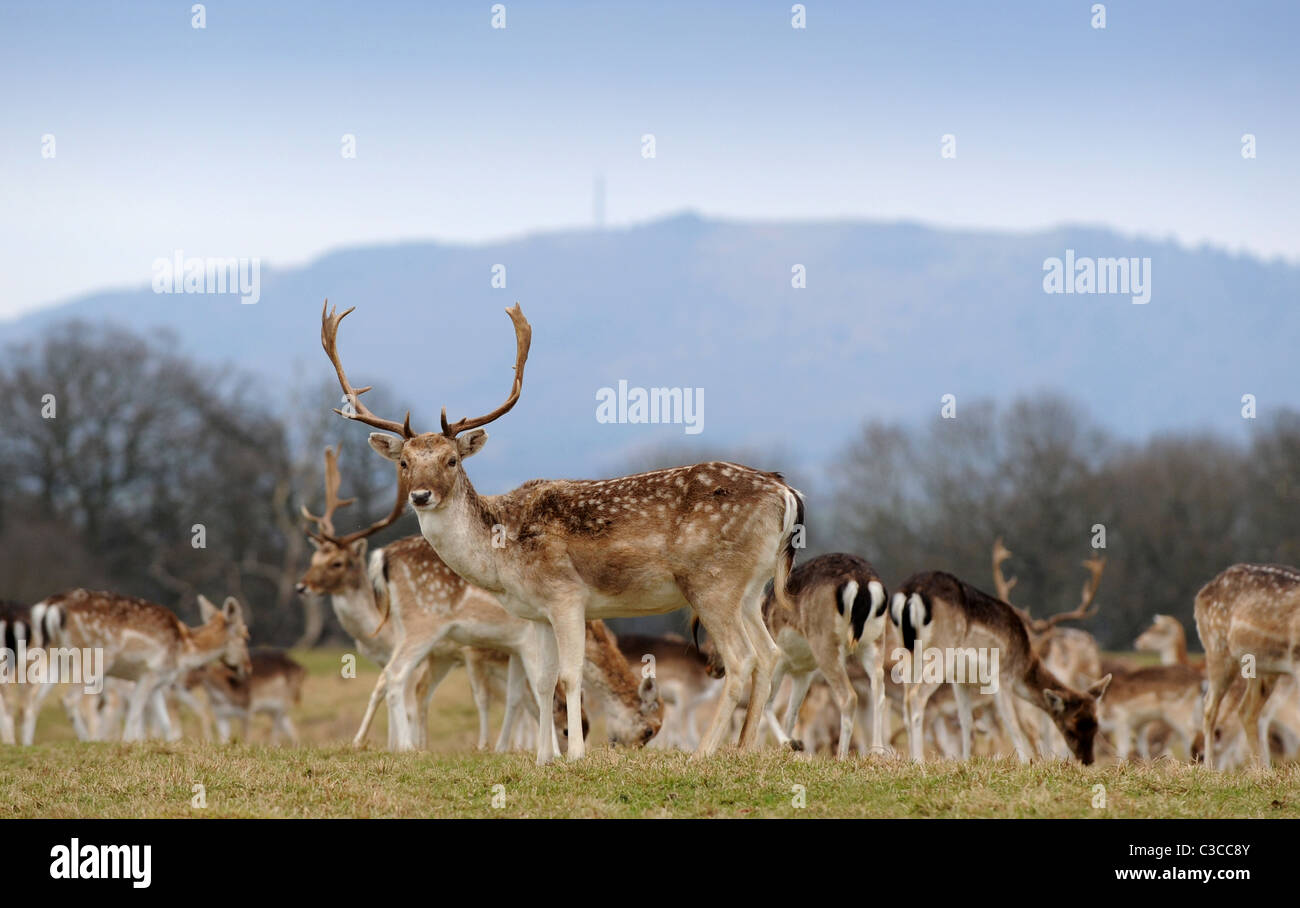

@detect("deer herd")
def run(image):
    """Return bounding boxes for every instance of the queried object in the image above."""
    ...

[3,300,1299,775]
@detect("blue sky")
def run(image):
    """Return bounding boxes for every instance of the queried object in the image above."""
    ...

[2,0,1296,317]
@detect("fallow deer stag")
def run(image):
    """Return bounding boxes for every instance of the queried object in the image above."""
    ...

[298,447,661,753]
[33,590,250,742]
[992,539,1106,757]
[759,553,888,758]
[891,571,1111,763]
[321,301,803,763]
[1195,563,1300,769]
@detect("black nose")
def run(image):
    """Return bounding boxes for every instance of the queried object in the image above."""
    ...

[294,583,307,594]
[410,490,431,506]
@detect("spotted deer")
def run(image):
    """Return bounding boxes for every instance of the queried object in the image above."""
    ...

[758,553,888,758]
[891,571,1111,763]
[320,301,802,763]
[614,632,722,751]
[992,540,1106,757]
[299,448,661,752]
[296,445,451,749]
[364,535,662,752]
[184,648,306,743]
[1195,563,1300,769]
[32,590,250,742]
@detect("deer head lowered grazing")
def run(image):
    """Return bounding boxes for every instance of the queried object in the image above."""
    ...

[320,300,804,763]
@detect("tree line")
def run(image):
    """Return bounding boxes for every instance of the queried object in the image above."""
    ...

[3,322,1295,651]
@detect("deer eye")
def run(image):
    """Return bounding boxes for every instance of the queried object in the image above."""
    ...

[400,459,408,469]
[331,560,344,568]
[447,457,458,467]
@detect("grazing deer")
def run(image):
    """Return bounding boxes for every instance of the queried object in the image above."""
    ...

[614,632,722,751]
[1136,614,1200,668]
[33,590,250,742]
[992,540,1106,757]
[1,599,63,745]
[758,553,888,758]
[184,648,306,743]
[465,647,590,751]
[366,535,662,751]
[1195,563,1300,768]
[321,301,802,763]
[891,571,1111,764]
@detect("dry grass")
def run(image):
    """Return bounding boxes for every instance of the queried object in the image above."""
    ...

[2,649,1298,818]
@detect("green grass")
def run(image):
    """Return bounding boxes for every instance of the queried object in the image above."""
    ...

[3,648,1298,818]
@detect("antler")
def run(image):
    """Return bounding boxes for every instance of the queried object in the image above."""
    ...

[300,446,355,540]
[321,300,416,438]
[301,445,407,547]
[439,303,532,438]
[1029,552,1106,633]
[991,536,1018,604]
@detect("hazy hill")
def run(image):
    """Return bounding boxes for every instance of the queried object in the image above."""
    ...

[4,213,1296,492]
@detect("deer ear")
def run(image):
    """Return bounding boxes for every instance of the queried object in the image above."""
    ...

[1087,673,1112,701]
[368,432,404,462]
[350,538,368,559]
[308,536,323,550]
[639,675,660,712]
[197,595,218,622]
[1043,689,1067,714]
[456,429,489,459]
[221,597,243,624]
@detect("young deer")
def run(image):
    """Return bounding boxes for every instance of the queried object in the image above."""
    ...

[365,535,662,752]
[1195,563,1300,769]
[891,571,1111,764]
[614,632,722,751]
[298,448,661,752]
[321,301,801,763]
[759,553,888,758]
[33,590,250,742]
[184,648,306,743]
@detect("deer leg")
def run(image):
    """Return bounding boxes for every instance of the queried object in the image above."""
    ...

[1201,657,1234,770]
[148,687,178,741]
[354,669,389,748]
[20,682,58,745]
[214,713,232,743]
[905,681,940,762]
[547,608,587,761]
[996,688,1033,763]
[861,641,888,754]
[463,650,494,751]
[122,677,157,742]
[1241,676,1274,769]
[495,653,527,752]
[761,661,793,747]
[781,671,815,743]
[952,684,973,761]
[0,690,14,745]
[693,604,757,757]
[823,665,859,761]
[277,712,299,744]
[738,585,781,751]
[528,622,560,765]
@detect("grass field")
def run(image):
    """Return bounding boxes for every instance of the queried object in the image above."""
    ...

[3,649,1299,818]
